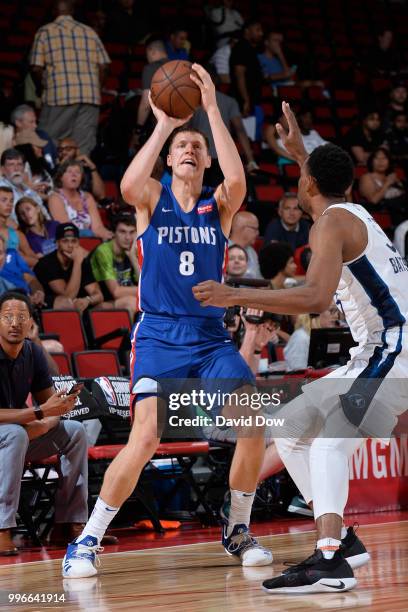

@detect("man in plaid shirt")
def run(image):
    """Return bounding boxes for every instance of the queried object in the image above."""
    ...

[29,0,110,156]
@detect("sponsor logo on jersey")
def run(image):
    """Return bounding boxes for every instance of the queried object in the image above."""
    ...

[197,203,213,214]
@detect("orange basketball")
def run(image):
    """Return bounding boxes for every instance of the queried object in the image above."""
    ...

[150,60,201,119]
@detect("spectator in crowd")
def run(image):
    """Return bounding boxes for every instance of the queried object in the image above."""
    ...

[359,146,407,225]
[189,82,259,185]
[264,107,327,165]
[0,236,44,305]
[258,32,296,88]
[15,197,59,256]
[106,0,142,45]
[15,130,54,199]
[165,27,190,61]
[383,81,408,131]
[259,242,297,289]
[135,40,169,139]
[283,306,340,371]
[229,211,262,279]
[366,28,403,78]
[239,310,280,375]
[10,104,57,167]
[344,109,385,164]
[90,215,138,319]
[385,112,408,172]
[0,149,49,222]
[0,123,15,160]
[0,291,87,555]
[34,222,103,311]
[0,236,15,294]
[230,20,264,117]
[264,193,310,250]
[225,244,248,279]
[209,36,238,84]
[48,161,112,240]
[29,0,111,156]
[0,187,39,267]
[55,137,105,201]
[207,0,244,48]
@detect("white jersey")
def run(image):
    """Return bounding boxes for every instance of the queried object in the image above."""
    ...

[324,203,408,347]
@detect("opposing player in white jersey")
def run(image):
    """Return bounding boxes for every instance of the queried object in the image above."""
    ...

[193,101,408,594]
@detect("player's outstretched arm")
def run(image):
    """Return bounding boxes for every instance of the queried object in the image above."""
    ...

[190,64,246,214]
[276,101,308,166]
[120,94,191,208]
[193,215,344,313]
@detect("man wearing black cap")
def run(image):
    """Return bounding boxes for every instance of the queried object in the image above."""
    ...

[34,222,103,311]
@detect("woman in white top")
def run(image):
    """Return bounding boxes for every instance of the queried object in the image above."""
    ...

[283,306,340,371]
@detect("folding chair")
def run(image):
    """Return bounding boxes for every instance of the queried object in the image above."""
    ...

[17,455,61,545]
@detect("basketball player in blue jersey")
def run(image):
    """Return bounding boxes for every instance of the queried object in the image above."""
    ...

[194,101,408,593]
[62,64,272,578]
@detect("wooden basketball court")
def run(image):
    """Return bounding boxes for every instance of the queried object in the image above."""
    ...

[0,520,406,611]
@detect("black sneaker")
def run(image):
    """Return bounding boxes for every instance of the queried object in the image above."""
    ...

[341,526,370,569]
[263,549,356,594]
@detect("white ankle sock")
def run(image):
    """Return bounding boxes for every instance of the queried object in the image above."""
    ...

[341,525,348,539]
[317,537,341,559]
[78,497,119,543]
[227,489,255,537]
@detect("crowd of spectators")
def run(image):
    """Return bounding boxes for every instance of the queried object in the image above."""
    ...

[0,0,406,368]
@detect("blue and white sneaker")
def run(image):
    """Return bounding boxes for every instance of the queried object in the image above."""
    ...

[222,523,273,566]
[62,536,103,578]
[220,490,272,566]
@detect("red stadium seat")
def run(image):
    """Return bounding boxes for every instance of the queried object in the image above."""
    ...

[79,236,102,252]
[88,309,132,350]
[255,185,284,203]
[72,350,121,378]
[41,310,87,356]
[50,352,72,375]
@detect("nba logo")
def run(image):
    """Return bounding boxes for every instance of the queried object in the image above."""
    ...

[96,377,116,405]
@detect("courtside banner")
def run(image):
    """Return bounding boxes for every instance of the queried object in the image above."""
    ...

[52,375,101,420]
[91,376,131,419]
[347,435,408,513]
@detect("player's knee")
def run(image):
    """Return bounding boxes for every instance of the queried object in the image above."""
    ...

[128,434,160,460]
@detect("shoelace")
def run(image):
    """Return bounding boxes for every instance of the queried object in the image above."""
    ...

[228,530,261,555]
[71,543,104,566]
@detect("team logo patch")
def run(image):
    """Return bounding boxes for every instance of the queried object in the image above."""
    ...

[197,203,213,214]
[95,377,117,405]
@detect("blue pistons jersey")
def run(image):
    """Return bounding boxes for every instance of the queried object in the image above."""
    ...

[136,184,228,318]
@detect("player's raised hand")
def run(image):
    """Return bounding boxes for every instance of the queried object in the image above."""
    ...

[276,101,308,165]
[193,280,237,307]
[190,64,217,114]
[148,92,192,129]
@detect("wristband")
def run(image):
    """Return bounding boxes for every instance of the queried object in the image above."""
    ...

[90,167,97,172]
[34,405,44,420]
